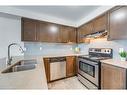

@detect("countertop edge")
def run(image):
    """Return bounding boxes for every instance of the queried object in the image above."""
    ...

[101,59,127,69]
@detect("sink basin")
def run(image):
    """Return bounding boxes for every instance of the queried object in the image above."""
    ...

[2,59,37,74]
[17,59,37,66]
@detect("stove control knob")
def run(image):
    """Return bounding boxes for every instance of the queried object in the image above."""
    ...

[107,50,110,53]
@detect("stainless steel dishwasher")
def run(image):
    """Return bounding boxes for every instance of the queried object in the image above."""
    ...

[49,57,66,81]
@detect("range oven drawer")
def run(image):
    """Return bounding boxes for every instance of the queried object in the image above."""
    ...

[78,74,98,89]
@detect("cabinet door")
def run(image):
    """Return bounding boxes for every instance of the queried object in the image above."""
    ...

[77,22,93,43]
[22,18,38,41]
[66,56,76,77]
[77,26,85,43]
[84,22,94,35]
[38,22,60,42]
[68,27,77,43]
[60,26,76,43]
[93,14,107,33]
[101,63,126,89]
[109,6,127,40]
[78,22,93,36]
[60,25,69,43]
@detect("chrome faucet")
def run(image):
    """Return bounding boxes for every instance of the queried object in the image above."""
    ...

[7,43,24,65]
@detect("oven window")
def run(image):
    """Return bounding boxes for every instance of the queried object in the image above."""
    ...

[79,61,95,77]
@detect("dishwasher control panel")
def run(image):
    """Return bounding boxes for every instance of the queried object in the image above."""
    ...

[49,57,66,63]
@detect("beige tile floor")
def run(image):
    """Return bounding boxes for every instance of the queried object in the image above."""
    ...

[48,76,87,90]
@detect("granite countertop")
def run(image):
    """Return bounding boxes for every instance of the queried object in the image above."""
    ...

[0,56,48,89]
[101,59,127,69]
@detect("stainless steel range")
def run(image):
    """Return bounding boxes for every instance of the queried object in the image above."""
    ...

[78,48,113,89]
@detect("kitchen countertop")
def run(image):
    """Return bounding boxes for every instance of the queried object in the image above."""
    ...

[35,53,86,58]
[0,53,85,89]
[101,59,127,69]
[0,56,48,89]
[2,54,127,89]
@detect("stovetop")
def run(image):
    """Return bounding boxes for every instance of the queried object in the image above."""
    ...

[78,48,113,62]
[79,55,111,61]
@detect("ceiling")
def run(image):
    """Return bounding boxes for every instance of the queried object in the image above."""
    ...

[13,6,99,22]
[0,6,113,27]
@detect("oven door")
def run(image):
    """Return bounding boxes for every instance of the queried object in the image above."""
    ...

[78,58,99,86]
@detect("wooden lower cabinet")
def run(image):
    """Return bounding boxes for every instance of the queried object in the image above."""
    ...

[101,63,126,89]
[43,56,76,83]
[66,56,76,77]
[43,58,50,82]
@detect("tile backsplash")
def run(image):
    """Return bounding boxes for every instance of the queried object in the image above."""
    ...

[24,42,77,56]
[78,38,127,60]
[24,38,127,60]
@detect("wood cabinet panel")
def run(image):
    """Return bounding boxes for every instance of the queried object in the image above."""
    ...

[22,18,76,43]
[60,26,76,43]
[83,22,93,35]
[44,56,76,82]
[38,22,60,42]
[101,63,126,89]
[43,58,50,82]
[66,56,76,77]
[93,14,107,33]
[77,13,107,43]
[68,27,77,43]
[60,25,69,43]
[77,26,85,43]
[21,18,38,41]
[77,22,93,43]
[109,6,127,40]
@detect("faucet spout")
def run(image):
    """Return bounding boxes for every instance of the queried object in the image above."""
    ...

[7,43,24,65]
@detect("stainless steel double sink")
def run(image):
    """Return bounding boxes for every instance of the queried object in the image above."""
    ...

[2,59,37,74]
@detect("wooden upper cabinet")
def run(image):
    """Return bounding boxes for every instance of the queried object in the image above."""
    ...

[60,25,69,43]
[83,22,93,35]
[101,63,126,89]
[77,26,85,43]
[68,27,77,43]
[38,22,60,42]
[21,18,38,41]
[60,25,76,43]
[66,56,76,77]
[109,6,127,40]
[93,14,107,33]
[21,18,76,43]
[77,22,93,43]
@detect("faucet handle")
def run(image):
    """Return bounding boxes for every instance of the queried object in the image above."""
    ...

[19,47,24,53]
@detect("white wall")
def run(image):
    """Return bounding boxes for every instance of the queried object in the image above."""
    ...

[0,13,24,59]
